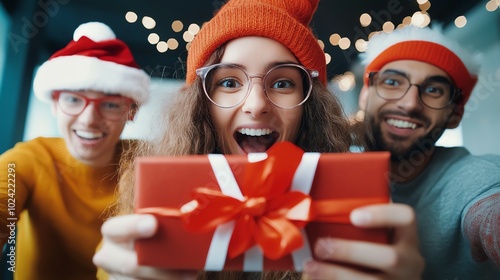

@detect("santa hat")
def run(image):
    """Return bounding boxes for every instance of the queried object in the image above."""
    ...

[361,25,480,112]
[186,0,327,85]
[34,22,150,105]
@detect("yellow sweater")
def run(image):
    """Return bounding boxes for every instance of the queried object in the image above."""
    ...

[0,137,128,280]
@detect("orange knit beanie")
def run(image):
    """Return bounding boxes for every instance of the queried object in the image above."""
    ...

[186,0,326,85]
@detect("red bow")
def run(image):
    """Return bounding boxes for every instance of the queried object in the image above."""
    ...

[139,142,386,260]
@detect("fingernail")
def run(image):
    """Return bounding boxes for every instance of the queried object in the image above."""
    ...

[315,238,337,259]
[137,215,156,235]
[350,209,372,226]
[302,258,318,273]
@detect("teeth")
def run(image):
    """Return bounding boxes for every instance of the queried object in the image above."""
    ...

[237,128,273,136]
[75,130,103,139]
[387,119,417,129]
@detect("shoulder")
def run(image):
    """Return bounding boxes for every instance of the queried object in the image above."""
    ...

[435,147,500,172]
[424,147,500,196]
[0,137,68,178]
[1,137,64,158]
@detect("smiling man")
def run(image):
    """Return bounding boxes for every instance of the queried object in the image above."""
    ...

[0,22,149,279]
[357,25,500,279]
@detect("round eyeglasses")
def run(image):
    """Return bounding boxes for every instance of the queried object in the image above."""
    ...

[196,63,319,109]
[368,71,461,109]
[53,91,135,121]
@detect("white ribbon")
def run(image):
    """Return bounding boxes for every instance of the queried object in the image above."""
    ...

[204,154,243,271]
[290,153,320,271]
[204,152,321,271]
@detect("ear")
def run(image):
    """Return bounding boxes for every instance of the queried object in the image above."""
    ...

[358,85,369,111]
[127,104,139,122]
[446,104,463,129]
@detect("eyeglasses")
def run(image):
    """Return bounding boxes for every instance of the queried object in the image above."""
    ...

[368,71,461,109]
[53,91,135,121]
[196,63,319,109]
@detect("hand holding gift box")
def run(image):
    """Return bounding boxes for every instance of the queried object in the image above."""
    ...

[135,142,390,271]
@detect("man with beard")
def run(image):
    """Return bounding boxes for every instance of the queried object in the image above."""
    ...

[357,25,500,279]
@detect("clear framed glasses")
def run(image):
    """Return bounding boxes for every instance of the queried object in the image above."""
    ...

[53,91,135,120]
[368,71,461,109]
[196,63,319,109]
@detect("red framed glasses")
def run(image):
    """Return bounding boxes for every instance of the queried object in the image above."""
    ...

[53,91,135,120]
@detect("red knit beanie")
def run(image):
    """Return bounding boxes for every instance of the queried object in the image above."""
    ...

[186,0,326,85]
[362,26,480,112]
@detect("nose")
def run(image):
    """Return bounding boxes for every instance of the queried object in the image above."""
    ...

[77,101,101,124]
[241,78,271,117]
[396,84,423,111]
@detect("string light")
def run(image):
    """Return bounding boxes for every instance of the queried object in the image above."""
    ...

[183,31,195,42]
[147,33,160,44]
[411,11,425,27]
[142,16,156,29]
[338,37,351,50]
[125,11,137,23]
[172,20,183,32]
[355,39,368,52]
[359,13,372,27]
[329,33,341,46]
[156,41,168,53]
[318,39,325,50]
[325,53,331,65]
[454,16,467,28]
[332,71,356,92]
[383,21,395,33]
[419,1,431,11]
[167,38,179,50]
[187,23,200,35]
[485,0,499,11]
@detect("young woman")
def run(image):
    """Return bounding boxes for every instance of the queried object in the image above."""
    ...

[93,0,424,279]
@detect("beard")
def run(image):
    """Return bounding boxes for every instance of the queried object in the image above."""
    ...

[365,114,447,163]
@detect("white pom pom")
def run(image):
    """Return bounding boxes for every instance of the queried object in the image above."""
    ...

[73,22,116,42]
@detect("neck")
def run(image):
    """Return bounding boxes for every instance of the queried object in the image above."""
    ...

[81,151,116,167]
[389,147,435,184]
[75,143,121,168]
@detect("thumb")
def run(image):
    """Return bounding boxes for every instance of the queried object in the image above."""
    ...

[101,214,158,243]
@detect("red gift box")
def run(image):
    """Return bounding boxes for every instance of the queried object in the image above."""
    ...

[135,142,390,271]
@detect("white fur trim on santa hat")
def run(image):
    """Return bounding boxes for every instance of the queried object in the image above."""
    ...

[361,25,481,75]
[33,55,150,105]
[73,21,116,42]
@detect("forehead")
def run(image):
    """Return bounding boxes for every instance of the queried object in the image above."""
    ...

[221,36,298,66]
[379,60,451,81]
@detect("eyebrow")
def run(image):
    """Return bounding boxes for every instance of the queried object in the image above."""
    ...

[224,60,300,72]
[381,69,454,84]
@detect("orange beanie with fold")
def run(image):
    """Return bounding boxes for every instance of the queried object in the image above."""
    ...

[186,0,327,85]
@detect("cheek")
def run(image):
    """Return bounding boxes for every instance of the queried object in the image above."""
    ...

[280,108,303,139]
[55,112,73,133]
[365,95,383,112]
[433,108,454,125]
[106,120,127,136]
[211,106,233,132]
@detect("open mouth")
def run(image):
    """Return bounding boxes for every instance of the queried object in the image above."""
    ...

[235,128,279,153]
